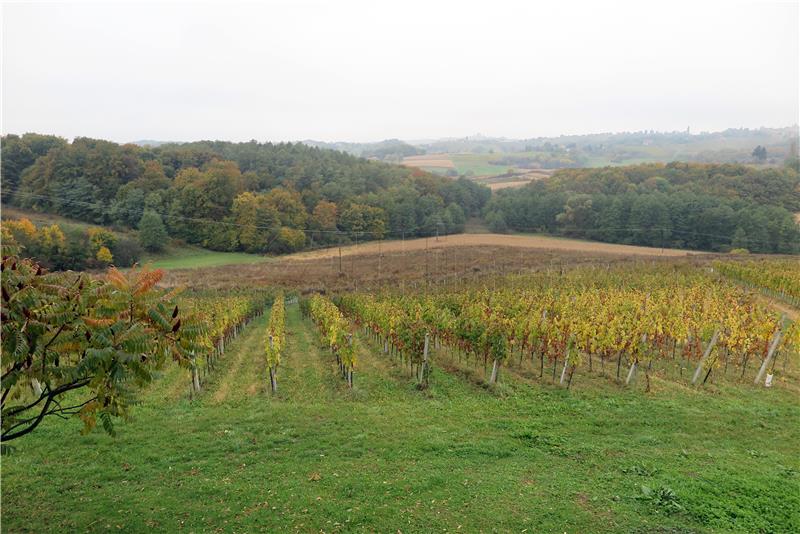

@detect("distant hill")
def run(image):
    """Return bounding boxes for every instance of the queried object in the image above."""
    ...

[131,139,174,147]
[305,126,800,177]
[300,138,424,162]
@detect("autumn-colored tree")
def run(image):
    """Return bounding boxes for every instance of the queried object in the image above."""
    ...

[134,160,171,192]
[2,219,67,262]
[271,227,306,253]
[263,187,308,228]
[312,200,338,231]
[1,258,205,441]
[231,192,280,253]
[87,227,117,254]
[96,245,113,264]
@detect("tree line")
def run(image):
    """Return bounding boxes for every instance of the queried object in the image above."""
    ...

[484,162,800,253]
[1,134,491,255]
[1,217,143,271]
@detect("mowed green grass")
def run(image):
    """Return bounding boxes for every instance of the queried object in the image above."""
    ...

[143,246,270,270]
[2,303,799,533]
[451,153,519,176]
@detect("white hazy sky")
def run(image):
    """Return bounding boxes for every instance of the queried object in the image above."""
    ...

[2,0,799,143]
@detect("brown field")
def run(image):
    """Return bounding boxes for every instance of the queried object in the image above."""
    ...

[485,180,535,190]
[289,233,702,261]
[401,154,455,169]
[161,234,712,292]
[487,180,529,190]
[475,169,555,190]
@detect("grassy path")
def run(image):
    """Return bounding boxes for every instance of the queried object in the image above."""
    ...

[205,313,269,405]
[272,303,342,402]
[140,357,192,404]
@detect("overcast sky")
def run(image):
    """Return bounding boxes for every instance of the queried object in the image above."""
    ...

[2,0,798,143]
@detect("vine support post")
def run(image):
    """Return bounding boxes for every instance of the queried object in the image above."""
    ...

[489,358,500,384]
[191,353,201,392]
[559,348,570,385]
[625,359,638,386]
[626,334,647,386]
[691,329,720,385]
[347,333,354,388]
[419,333,430,387]
[754,325,783,386]
[268,335,277,394]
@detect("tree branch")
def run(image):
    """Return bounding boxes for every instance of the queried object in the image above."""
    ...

[1,394,54,441]
[1,378,93,441]
[1,361,24,385]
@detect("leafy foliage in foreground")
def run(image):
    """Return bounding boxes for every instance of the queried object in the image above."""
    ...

[0,254,205,440]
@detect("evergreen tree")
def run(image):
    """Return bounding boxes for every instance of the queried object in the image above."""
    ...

[138,210,168,252]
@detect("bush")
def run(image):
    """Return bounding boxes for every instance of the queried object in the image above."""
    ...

[485,211,508,233]
[111,236,143,267]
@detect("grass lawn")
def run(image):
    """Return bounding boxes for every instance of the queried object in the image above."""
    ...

[143,246,270,270]
[2,303,799,532]
[451,153,516,176]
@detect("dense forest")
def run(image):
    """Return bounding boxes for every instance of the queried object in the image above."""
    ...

[1,134,490,259]
[3,134,798,262]
[484,162,800,253]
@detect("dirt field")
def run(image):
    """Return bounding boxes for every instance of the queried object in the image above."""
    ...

[162,237,713,293]
[288,233,702,261]
[485,180,536,190]
[401,154,455,169]
[474,169,555,190]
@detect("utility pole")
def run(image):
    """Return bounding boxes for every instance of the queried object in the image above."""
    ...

[338,234,343,274]
[425,236,429,285]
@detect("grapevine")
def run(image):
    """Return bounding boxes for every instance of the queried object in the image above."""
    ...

[302,294,357,387]
[265,291,285,393]
[335,264,798,390]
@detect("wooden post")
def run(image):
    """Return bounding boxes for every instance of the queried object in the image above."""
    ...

[626,334,647,386]
[754,327,783,385]
[559,348,570,385]
[420,333,430,385]
[191,355,201,392]
[348,334,354,388]
[489,358,500,384]
[268,335,277,393]
[692,330,720,385]
[625,359,637,386]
